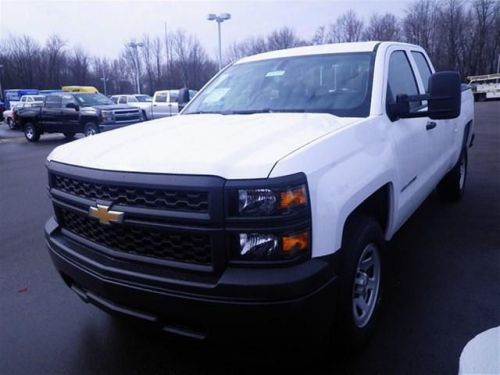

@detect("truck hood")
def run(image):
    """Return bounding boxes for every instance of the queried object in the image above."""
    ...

[47,113,358,179]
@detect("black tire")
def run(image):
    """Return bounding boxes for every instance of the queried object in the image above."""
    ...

[334,215,385,351]
[477,93,486,102]
[437,149,467,202]
[24,122,40,142]
[63,132,75,139]
[141,110,148,121]
[84,122,99,137]
[7,118,16,130]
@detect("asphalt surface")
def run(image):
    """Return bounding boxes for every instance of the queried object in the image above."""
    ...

[1,102,499,375]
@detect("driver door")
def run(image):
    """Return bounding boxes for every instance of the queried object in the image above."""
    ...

[386,49,435,223]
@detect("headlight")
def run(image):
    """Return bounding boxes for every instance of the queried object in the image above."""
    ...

[101,110,114,121]
[236,184,308,217]
[235,230,310,261]
[226,173,311,263]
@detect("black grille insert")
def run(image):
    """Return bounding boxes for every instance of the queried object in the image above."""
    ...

[60,208,213,265]
[53,174,209,212]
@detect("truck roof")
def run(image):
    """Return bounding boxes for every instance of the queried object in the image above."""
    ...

[236,41,419,64]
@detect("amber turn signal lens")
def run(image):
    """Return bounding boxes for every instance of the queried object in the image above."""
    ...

[282,231,309,253]
[279,185,307,210]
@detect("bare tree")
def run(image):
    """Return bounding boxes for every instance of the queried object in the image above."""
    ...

[332,10,364,42]
[68,47,90,84]
[227,36,268,61]
[314,10,364,44]
[363,13,401,41]
[402,0,438,55]
[467,0,499,74]
[44,35,66,88]
[266,27,305,50]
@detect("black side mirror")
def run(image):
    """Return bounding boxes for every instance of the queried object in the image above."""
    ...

[389,71,461,120]
[66,102,79,111]
[427,71,461,119]
[177,88,191,110]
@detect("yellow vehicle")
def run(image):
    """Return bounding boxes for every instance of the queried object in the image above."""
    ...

[62,86,99,93]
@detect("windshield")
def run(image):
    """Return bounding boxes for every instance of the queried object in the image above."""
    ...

[135,95,152,102]
[184,52,374,117]
[74,93,114,106]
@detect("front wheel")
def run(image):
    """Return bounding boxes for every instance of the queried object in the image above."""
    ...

[84,122,99,137]
[437,149,467,202]
[24,123,40,142]
[334,215,385,351]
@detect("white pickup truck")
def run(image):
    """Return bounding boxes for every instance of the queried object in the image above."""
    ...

[111,91,190,120]
[44,42,474,348]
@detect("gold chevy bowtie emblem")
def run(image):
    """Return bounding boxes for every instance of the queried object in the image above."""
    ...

[88,204,124,225]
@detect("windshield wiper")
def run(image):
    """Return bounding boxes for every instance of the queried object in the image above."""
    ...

[184,111,226,115]
[227,108,306,114]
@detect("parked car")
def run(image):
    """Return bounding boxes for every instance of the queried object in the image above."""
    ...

[17,92,142,141]
[150,89,180,118]
[44,42,474,348]
[15,94,45,109]
[110,94,153,120]
[3,108,16,129]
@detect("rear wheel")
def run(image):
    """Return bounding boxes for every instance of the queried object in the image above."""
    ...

[24,123,40,142]
[333,215,385,351]
[84,122,99,137]
[437,148,467,202]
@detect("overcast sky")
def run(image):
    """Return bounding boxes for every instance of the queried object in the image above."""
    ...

[0,0,412,60]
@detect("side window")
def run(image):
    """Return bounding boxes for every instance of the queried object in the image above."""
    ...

[155,93,167,103]
[128,96,138,103]
[411,51,432,93]
[111,96,118,104]
[387,51,420,111]
[45,95,62,109]
[21,97,26,102]
[62,95,76,108]
[118,96,127,104]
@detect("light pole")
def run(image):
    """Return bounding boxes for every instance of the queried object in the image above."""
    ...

[100,65,109,96]
[207,13,231,70]
[128,41,144,94]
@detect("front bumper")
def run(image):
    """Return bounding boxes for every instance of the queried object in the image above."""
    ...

[45,217,339,340]
[98,121,140,132]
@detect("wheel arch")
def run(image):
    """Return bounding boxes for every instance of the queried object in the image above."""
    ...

[80,116,99,130]
[339,182,395,249]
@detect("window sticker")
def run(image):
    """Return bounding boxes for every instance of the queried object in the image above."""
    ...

[265,70,285,77]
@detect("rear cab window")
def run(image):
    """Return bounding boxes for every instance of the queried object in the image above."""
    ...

[411,51,433,93]
[45,95,62,109]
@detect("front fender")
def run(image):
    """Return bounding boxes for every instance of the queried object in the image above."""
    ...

[270,117,398,257]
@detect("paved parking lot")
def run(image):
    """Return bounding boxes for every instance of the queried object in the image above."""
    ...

[1,102,499,375]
